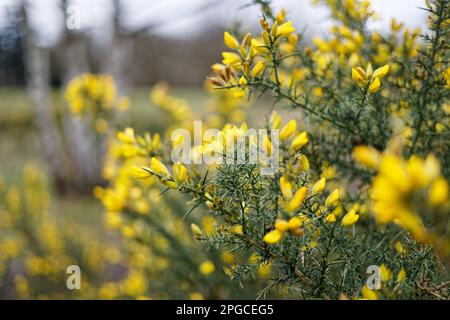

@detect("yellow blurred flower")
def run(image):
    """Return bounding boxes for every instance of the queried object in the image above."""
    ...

[199,260,215,275]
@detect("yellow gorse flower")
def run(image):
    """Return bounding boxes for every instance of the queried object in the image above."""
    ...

[280,176,293,200]
[263,229,283,244]
[379,264,392,282]
[275,8,286,24]
[250,38,268,53]
[65,73,127,122]
[279,173,308,213]
[299,155,309,171]
[191,223,203,239]
[285,187,308,213]
[131,166,152,179]
[275,219,289,232]
[397,268,407,283]
[312,177,326,193]
[150,157,170,177]
[395,241,405,254]
[286,216,302,230]
[361,285,378,300]
[270,111,282,129]
[341,208,359,227]
[238,76,247,87]
[251,61,266,78]
[117,127,136,144]
[428,177,449,206]
[222,52,241,67]
[325,188,340,207]
[199,261,215,275]
[224,31,239,49]
[372,64,390,79]
[353,145,381,170]
[352,67,367,82]
[368,150,448,247]
[351,63,389,94]
[368,77,381,94]
[325,213,336,224]
[264,216,304,244]
[173,163,188,184]
[280,119,296,140]
[277,21,296,37]
[290,132,308,151]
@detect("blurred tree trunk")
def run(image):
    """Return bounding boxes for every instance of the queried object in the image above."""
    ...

[59,0,105,192]
[60,30,103,191]
[94,0,135,179]
[94,0,133,183]
[99,0,135,96]
[20,4,69,193]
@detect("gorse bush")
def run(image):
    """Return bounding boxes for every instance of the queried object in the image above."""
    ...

[4,0,448,301]
[128,0,449,299]
[95,85,267,299]
[87,0,450,299]
[214,0,449,179]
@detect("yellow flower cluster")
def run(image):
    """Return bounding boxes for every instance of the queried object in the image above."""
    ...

[208,2,414,113]
[359,263,406,300]
[116,127,161,159]
[98,121,258,298]
[354,145,449,255]
[263,171,357,245]
[0,164,122,299]
[96,127,162,221]
[98,133,204,298]
[208,15,296,98]
[136,157,188,190]
[352,63,390,94]
[313,0,374,25]
[263,217,305,244]
[150,82,193,129]
[65,73,129,133]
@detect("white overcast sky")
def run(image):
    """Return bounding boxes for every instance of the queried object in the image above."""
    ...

[0,0,428,47]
